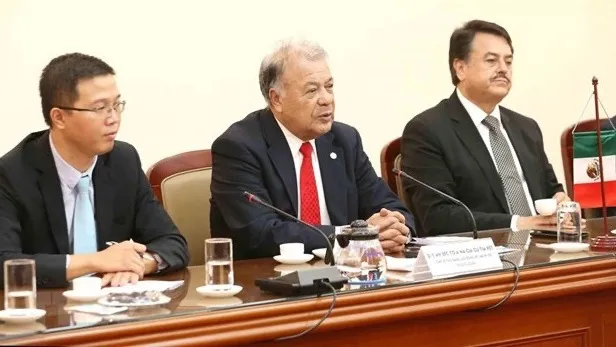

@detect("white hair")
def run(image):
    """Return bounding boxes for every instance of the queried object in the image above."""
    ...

[258,38,328,105]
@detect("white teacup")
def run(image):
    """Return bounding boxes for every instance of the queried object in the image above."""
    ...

[534,198,558,216]
[72,276,102,294]
[279,243,304,257]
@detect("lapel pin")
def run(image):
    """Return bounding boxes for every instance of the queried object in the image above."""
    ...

[330,152,337,159]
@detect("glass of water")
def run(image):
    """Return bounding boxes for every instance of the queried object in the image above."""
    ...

[4,259,36,310]
[205,238,234,290]
[557,201,583,243]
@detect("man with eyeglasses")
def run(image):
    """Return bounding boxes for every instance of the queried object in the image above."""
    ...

[0,53,189,288]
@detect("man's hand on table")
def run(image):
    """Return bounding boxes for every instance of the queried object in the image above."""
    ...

[367,208,410,254]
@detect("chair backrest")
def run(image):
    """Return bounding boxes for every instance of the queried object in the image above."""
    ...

[147,150,212,266]
[560,119,599,197]
[380,137,401,195]
[393,154,408,204]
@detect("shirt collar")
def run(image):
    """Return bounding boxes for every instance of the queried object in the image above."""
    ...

[274,118,317,155]
[456,88,502,128]
[49,134,98,190]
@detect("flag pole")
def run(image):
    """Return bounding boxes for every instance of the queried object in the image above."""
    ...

[589,77,616,251]
[592,77,608,234]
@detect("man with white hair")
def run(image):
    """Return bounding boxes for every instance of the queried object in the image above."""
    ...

[210,39,415,260]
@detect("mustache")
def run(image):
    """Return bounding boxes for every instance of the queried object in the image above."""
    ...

[491,74,509,82]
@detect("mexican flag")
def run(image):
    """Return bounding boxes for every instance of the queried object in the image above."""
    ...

[573,130,616,208]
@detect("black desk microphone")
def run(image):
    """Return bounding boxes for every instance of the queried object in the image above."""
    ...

[243,192,335,265]
[243,191,347,296]
[392,168,478,239]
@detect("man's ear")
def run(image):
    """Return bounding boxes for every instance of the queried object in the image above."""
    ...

[453,58,467,84]
[269,88,283,113]
[49,108,67,129]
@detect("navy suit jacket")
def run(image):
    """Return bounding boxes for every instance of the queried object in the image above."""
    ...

[0,131,189,288]
[210,109,415,260]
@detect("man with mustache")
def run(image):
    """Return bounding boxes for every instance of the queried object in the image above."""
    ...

[210,39,415,259]
[400,20,569,236]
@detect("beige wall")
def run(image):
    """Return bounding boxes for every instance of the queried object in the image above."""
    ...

[1,0,615,193]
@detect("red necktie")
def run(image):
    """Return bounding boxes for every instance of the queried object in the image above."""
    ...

[299,142,321,225]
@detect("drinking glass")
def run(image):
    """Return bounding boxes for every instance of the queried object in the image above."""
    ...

[4,259,36,310]
[205,238,234,290]
[557,202,583,243]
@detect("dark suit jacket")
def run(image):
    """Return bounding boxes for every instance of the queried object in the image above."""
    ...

[210,108,415,260]
[601,116,616,130]
[0,131,189,288]
[400,91,563,236]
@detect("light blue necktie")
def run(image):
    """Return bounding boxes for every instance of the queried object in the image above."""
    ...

[73,175,97,254]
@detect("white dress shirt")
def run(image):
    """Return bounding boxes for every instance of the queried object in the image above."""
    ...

[275,118,332,225]
[456,88,536,231]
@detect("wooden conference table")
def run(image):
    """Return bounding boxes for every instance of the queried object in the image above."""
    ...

[3,219,616,346]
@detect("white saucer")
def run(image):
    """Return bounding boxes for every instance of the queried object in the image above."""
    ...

[549,242,590,253]
[0,309,46,324]
[63,290,105,302]
[196,285,243,298]
[273,254,314,265]
[312,248,327,259]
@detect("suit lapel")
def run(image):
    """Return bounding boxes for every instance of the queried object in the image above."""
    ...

[31,132,70,254]
[261,110,299,214]
[501,111,540,200]
[315,133,346,225]
[93,156,114,249]
[448,92,509,211]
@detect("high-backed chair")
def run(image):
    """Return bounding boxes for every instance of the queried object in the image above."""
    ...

[560,119,601,197]
[147,150,212,266]
[380,137,408,204]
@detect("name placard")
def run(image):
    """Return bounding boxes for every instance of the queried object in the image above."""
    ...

[411,238,502,281]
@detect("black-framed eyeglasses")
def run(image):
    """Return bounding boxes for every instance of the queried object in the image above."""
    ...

[54,101,126,116]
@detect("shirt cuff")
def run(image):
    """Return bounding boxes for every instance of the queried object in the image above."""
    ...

[66,255,70,269]
[334,225,350,234]
[151,253,168,272]
[510,215,520,232]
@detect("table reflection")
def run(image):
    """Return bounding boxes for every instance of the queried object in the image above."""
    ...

[0,322,46,336]
[1,217,615,341]
[548,251,592,263]
[183,297,244,309]
[273,263,313,275]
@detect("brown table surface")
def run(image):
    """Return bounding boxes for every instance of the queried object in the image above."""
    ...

[1,217,614,341]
